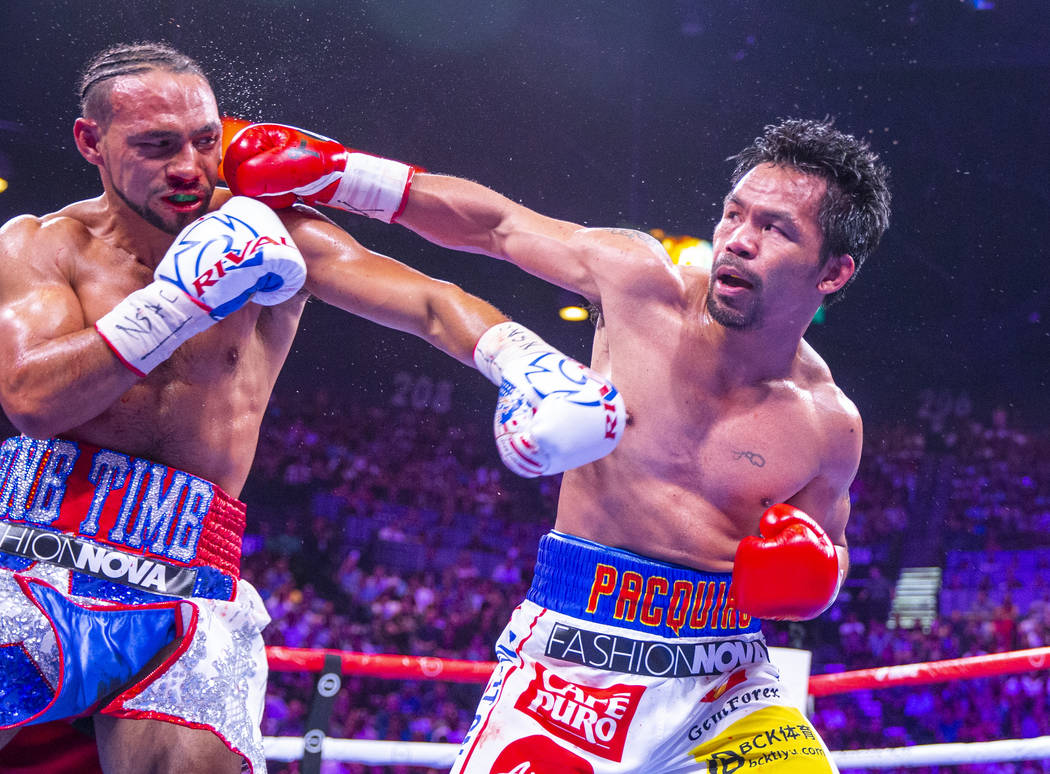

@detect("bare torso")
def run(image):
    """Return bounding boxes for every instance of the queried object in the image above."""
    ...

[5,192,305,496]
[554,261,860,571]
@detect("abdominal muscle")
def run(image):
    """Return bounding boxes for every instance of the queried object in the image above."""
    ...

[553,459,749,573]
[63,308,293,497]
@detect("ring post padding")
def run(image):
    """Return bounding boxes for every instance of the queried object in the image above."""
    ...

[768,646,812,714]
[300,653,342,774]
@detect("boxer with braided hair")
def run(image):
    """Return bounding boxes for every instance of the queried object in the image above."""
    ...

[0,42,624,773]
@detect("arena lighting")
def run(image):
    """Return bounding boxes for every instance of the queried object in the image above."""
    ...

[555,288,591,322]
[0,147,12,195]
[651,228,713,268]
[558,305,589,321]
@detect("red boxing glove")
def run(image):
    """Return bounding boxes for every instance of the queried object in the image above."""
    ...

[223,123,420,222]
[732,503,842,621]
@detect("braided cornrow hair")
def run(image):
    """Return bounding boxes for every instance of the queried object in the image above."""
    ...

[78,42,209,127]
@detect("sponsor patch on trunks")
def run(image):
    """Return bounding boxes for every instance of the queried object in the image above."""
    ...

[0,521,197,596]
[545,623,769,677]
[514,663,644,762]
[691,705,833,772]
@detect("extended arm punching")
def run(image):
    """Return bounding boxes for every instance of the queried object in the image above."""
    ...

[222,123,648,301]
[223,123,633,476]
[253,198,628,479]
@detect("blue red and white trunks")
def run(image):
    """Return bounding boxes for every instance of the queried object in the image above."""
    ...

[0,436,269,773]
[452,530,839,773]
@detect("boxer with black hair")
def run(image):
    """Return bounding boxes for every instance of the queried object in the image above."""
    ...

[228,116,891,773]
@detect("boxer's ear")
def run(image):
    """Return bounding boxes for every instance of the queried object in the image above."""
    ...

[74,118,104,166]
[817,253,854,295]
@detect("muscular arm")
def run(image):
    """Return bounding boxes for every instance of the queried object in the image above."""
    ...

[398,174,674,304]
[785,392,863,578]
[284,206,507,365]
[787,487,851,581]
[224,125,679,304]
[731,387,861,621]
[0,217,138,438]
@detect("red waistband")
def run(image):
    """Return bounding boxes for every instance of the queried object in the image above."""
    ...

[0,436,245,579]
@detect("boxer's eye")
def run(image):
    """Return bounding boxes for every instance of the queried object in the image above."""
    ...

[138,140,172,155]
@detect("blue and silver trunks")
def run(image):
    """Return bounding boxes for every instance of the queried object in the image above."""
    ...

[0,437,268,773]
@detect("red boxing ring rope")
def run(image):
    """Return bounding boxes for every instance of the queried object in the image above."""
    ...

[266,644,1050,694]
[263,645,1050,768]
[809,645,1050,695]
[266,646,494,683]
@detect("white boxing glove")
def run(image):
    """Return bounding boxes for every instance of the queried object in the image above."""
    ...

[474,322,626,478]
[95,196,306,376]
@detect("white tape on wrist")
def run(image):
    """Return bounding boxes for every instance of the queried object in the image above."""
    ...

[95,281,213,377]
[327,153,413,223]
[473,321,549,385]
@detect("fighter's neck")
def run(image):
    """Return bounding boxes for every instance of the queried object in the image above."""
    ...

[703,316,806,389]
[94,193,179,267]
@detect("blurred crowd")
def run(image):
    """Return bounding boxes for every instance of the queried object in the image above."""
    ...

[236,387,1050,773]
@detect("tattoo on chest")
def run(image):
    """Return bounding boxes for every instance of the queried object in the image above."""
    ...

[732,449,766,467]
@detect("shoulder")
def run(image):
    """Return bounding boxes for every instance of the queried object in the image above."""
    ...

[0,207,99,326]
[0,204,97,272]
[574,227,673,269]
[797,340,863,472]
[0,213,43,251]
[573,227,691,302]
[3,197,104,238]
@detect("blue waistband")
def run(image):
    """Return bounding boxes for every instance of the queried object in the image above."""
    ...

[526,531,761,638]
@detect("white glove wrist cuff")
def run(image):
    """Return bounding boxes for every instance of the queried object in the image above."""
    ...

[473,321,549,385]
[328,153,414,223]
[834,545,848,598]
[95,281,213,377]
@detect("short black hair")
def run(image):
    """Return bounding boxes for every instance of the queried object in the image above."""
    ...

[729,118,891,306]
[78,42,210,128]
